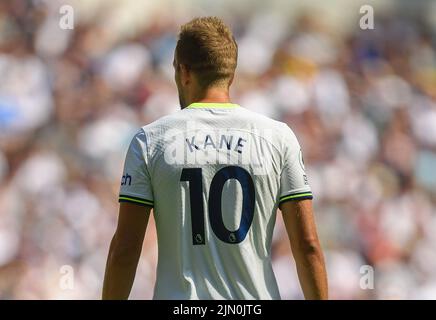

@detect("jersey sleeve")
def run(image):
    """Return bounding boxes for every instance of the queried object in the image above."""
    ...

[279,124,313,205]
[118,129,154,207]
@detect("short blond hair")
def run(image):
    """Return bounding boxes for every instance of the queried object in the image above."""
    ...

[176,17,238,88]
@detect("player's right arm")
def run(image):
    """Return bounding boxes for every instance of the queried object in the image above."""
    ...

[102,129,154,299]
[280,199,328,300]
[103,202,151,299]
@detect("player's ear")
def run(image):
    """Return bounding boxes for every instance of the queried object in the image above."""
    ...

[179,64,191,86]
[228,73,235,87]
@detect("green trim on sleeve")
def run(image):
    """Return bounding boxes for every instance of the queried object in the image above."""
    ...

[119,195,154,207]
[279,192,313,204]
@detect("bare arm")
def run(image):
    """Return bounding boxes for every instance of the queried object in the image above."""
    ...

[280,199,328,300]
[102,202,152,299]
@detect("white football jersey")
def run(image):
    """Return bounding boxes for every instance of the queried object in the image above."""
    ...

[119,102,312,300]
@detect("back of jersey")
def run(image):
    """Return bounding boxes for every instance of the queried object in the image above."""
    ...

[119,102,312,299]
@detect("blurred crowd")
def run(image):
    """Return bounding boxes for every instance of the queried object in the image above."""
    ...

[1,0,436,299]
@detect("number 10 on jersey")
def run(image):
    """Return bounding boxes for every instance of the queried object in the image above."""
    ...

[180,166,255,245]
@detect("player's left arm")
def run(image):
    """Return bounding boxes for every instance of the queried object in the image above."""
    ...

[278,123,328,299]
[102,202,151,300]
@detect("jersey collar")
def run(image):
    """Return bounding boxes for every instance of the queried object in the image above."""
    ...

[186,102,240,109]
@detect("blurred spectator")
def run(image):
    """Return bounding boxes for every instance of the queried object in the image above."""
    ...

[1,0,436,299]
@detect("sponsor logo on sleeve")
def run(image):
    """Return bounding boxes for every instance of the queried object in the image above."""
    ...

[121,173,132,186]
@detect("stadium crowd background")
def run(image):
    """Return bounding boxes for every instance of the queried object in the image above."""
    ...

[1,0,436,299]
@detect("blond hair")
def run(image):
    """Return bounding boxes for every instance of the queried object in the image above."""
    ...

[176,17,238,88]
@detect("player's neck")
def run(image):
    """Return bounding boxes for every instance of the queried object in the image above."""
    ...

[188,87,231,106]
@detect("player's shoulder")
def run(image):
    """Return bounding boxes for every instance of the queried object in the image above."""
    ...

[132,106,298,146]
[130,110,190,148]
[237,107,296,137]
[137,110,187,135]
[142,110,184,130]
